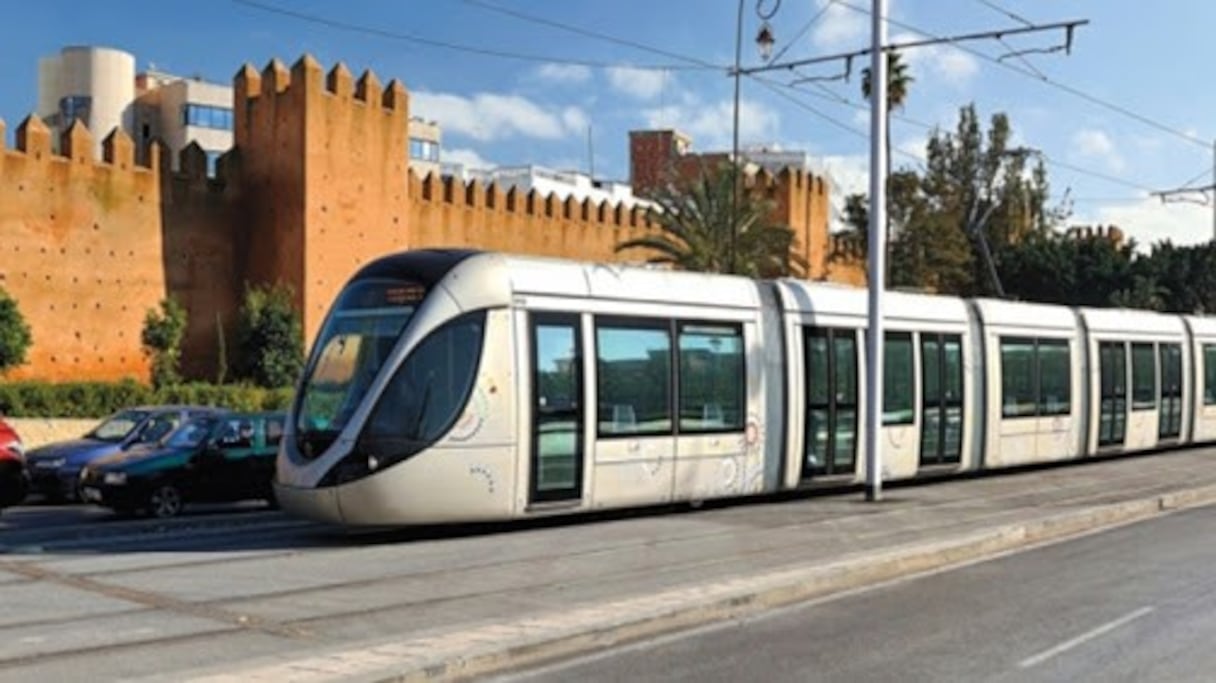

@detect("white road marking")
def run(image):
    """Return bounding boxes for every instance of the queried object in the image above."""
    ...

[1018,606,1154,669]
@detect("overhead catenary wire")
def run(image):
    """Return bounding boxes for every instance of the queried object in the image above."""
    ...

[833,0,1213,150]
[461,0,723,70]
[973,0,1035,28]
[230,0,714,71]
[766,0,836,65]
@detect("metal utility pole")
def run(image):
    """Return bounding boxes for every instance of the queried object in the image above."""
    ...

[864,0,888,502]
[726,7,1086,504]
[1150,140,1216,242]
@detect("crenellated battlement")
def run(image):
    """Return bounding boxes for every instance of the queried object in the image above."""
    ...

[409,169,660,231]
[233,54,408,114]
[1,114,157,177]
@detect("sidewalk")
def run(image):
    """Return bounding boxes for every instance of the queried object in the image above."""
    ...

[120,447,1216,683]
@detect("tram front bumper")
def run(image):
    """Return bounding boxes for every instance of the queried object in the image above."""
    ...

[273,481,344,524]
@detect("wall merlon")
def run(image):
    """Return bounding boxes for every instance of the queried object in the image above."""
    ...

[16,114,51,159]
[61,119,93,164]
[102,128,134,169]
[562,196,576,220]
[441,175,455,203]
[580,197,592,221]
[326,62,354,99]
[485,181,502,209]
[290,54,324,95]
[630,205,646,227]
[506,186,519,212]
[543,194,556,218]
[179,141,208,181]
[261,58,290,96]
[382,79,408,113]
[355,70,382,106]
[235,63,262,99]
[465,179,485,208]
[420,172,436,200]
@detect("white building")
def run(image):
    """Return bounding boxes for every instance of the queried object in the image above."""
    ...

[37,45,136,158]
[441,163,653,210]
[134,70,233,176]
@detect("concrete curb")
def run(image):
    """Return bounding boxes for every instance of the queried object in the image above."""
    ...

[175,483,1216,683]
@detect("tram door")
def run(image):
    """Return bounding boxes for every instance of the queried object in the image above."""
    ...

[803,327,858,478]
[1097,341,1127,447]
[920,334,964,465]
[1159,343,1183,441]
[529,313,584,504]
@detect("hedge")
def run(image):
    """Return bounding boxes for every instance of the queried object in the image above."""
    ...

[0,380,295,418]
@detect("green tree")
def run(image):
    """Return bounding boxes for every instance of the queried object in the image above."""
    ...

[235,283,304,388]
[616,161,807,278]
[0,288,33,375]
[141,297,187,389]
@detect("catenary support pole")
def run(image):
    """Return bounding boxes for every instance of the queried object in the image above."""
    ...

[864,0,888,502]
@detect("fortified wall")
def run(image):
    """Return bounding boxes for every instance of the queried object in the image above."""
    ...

[0,54,846,384]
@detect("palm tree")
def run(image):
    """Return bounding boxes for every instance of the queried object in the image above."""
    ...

[861,49,914,253]
[616,161,806,279]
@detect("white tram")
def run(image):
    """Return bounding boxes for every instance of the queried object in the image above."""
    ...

[273,250,1216,526]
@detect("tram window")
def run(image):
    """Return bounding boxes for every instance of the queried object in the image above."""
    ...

[1132,343,1156,410]
[596,322,672,436]
[678,323,744,433]
[1205,344,1216,405]
[884,332,914,425]
[359,311,486,460]
[1037,340,1071,416]
[1000,337,1037,418]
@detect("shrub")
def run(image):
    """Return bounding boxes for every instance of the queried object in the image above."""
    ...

[0,380,294,418]
[141,297,187,389]
[235,283,305,389]
[0,288,33,375]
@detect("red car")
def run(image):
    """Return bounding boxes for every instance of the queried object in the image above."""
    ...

[0,417,27,510]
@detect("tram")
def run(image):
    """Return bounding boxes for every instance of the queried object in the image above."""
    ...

[273,249,1206,526]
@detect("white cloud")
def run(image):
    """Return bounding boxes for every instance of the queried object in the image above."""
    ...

[443,147,495,170]
[807,154,870,232]
[605,66,672,100]
[1071,128,1125,173]
[811,0,867,49]
[1080,198,1211,249]
[641,98,779,150]
[412,91,585,142]
[561,106,589,134]
[533,63,592,84]
[890,32,979,87]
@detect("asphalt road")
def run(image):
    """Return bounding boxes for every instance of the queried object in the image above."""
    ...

[491,505,1216,683]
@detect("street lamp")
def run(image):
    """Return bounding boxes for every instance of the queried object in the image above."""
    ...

[731,2,779,274]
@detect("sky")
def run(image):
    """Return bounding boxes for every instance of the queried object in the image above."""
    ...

[2,0,1214,249]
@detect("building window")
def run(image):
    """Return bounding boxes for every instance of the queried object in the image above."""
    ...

[409,137,440,163]
[678,323,744,433]
[182,104,234,131]
[59,95,92,126]
[596,319,672,437]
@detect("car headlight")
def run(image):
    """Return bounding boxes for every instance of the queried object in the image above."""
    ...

[10,441,23,457]
[103,472,127,485]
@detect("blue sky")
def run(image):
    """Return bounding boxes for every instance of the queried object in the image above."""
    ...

[3,0,1214,247]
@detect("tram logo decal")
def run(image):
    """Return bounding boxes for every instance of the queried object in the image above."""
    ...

[450,386,491,442]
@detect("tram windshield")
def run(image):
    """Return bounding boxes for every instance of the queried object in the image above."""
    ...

[294,278,425,456]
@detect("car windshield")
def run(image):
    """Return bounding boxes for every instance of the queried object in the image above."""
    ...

[165,418,219,449]
[87,410,151,443]
[295,278,423,446]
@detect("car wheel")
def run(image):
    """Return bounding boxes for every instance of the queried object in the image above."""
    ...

[148,484,184,519]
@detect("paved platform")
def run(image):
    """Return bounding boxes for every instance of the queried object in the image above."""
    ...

[4,448,1216,682]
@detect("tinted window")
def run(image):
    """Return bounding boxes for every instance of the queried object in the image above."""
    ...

[883,332,914,425]
[1205,344,1216,405]
[1000,338,1037,418]
[89,410,151,442]
[1037,340,1071,416]
[266,418,284,447]
[1132,342,1156,410]
[597,321,671,436]
[678,323,744,432]
[359,311,487,462]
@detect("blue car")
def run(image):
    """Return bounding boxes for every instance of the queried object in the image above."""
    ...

[23,405,226,502]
